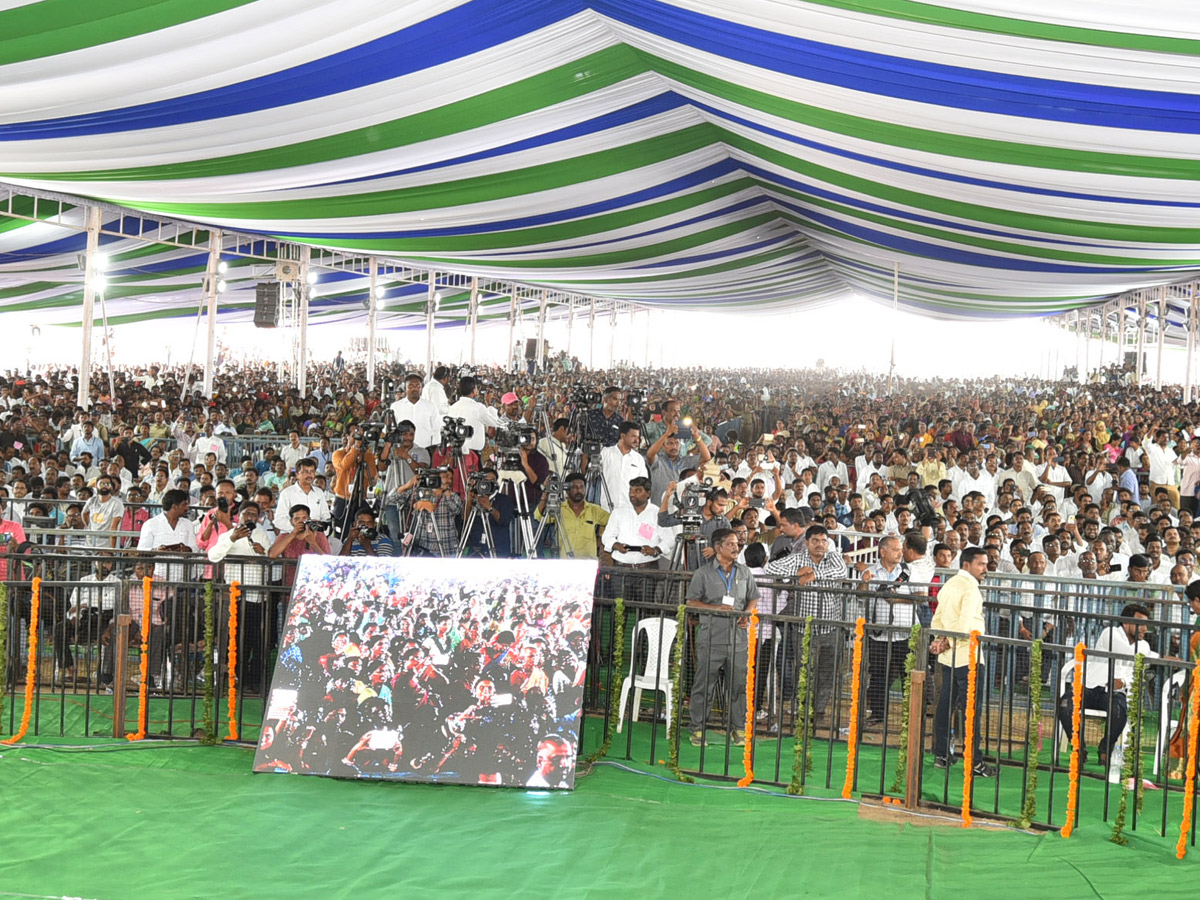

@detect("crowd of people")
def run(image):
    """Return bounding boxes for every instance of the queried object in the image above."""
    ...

[1,354,1197,777]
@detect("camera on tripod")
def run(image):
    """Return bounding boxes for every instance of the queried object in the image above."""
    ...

[570,387,600,407]
[467,471,498,498]
[626,388,650,424]
[495,423,536,471]
[542,473,564,512]
[678,477,713,526]
[416,467,448,501]
[898,488,940,528]
[441,416,474,448]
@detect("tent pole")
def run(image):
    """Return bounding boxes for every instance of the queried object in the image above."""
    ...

[566,299,575,360]
[1137,292,1147,386]
[1084,311,1091,379]
[202,230,223,398]
[1180,292,1190,400]
[536,290,548,373]
[887,262,898,394]
[609,306,617,370]
[468,277,479,366]
[644,308,651,368]
[507,287,517,373]
[589,298,596,369]
[425,271,437,379]
[298,247,311,399]
[1099,305,1107,370]
[1156,288,1166,391]
[98,291,116,404]
[1074,310,1083,382]
[78,205,102,409]
[367,257,378,392]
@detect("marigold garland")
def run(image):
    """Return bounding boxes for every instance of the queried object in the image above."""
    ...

[0,584,8,729]
[841,617,866,799]
[585,597,624,765]
[1176,653,1200,859]
[788,616,815,795]
[226,581,241,741]
[1019,639,1044,829]
[1112,653,1145,846]
[737,611,759,788]
[961,630,981,828]
[889,622,922,795]
[201,581,216,744]
[2,576,40,745]
[667,603,694,783]
[125,575,153,741]
[1061,641,1086,839]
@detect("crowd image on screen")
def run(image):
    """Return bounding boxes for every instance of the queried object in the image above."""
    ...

[255,557,593,787]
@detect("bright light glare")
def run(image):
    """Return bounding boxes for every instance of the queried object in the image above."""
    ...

[216,279,227,293]
[217,260,229,275]
[91,253,108,272]
[306,270,319,285]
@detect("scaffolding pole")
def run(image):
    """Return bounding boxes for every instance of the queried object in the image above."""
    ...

[367,257,378,391]
[297,246,311,399]
[77,205,103,409]
[425,272,437,379]
[1156,288,1166,391]
[467,277,479,366]
[201,230,223,398]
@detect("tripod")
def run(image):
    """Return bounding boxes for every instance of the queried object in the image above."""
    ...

[497,468,539,558]
[457,496,498,558]
[669,526,708,571]
[532,480,576,559]
[335,431,382,542]
[402,495,442,557]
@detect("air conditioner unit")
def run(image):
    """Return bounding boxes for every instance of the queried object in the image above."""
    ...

[275,260,300,282]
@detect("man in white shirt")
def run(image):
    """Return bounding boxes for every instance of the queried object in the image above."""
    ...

[1001,451,1038,504]
[191,422,227,466]
[1057,603,1159,772]
[598,421,648,511]
[274,457,333,533]
[1145,430,1180,509]
[280,431,308,473]
[957,458,994,510]
[136,489,199,581]
[390,372,441,451]
[1085,458,1114,505]
[816,448,849,494]
[601,476,668,601]
[444,375,502,456]
[421,365,452,418]
[1036,447,1071,506]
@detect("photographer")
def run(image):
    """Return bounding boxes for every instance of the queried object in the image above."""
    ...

[646,418,711,504]
[393,468,462,556]
[445,375,502,456]
[496,427,549,512]
[268,504,331,585]
[462,468,515,557]
[380,419,429,545]
[209,500,272,692]
[535,472,608,559]
[332,427,379,534]
[657,482,731,559]
[274,458,332,535]
[543,417,572,480]
[339,507,395,557]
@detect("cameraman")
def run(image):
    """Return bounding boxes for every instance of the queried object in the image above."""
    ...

[535,472,608,559]
[646,419,711,504]
[209,500,272,692]
[340,506,395,557]
[332,427,378,535]
[274,458,331,535]
[393,469,462,556]
[380,419,429,545]
[657,483,731,561]
[268,504,331,586]
[462,468,515,557]
[543,418,572,480]
[445,375,502,457]
[498,430,549,512]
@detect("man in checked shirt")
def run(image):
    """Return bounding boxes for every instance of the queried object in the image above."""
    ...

[765,523,849,726]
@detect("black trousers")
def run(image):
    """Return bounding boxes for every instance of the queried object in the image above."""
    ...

[866,639,909,718]
[1057,685,1128,759]
[933,663,983,759]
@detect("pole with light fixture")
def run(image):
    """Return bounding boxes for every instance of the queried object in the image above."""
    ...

[367,257,378,391]
[202,230,225,398]
[77,206,104,409]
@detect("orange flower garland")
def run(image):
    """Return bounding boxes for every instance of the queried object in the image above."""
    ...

[226,581,241,741]
[1176,662,1200,858]
[126,575,153,741]
[1061,641,1085,839]
[841,617,866,799]
[961,630,981,828]
[2,576,41,746]
[737,611,759,788]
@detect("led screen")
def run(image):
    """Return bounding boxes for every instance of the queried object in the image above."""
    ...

[254,556,597,789]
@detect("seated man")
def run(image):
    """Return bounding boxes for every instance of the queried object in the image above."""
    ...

[1056,602,1158,773]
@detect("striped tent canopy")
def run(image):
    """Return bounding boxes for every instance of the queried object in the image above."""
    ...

[0,0,1198,326]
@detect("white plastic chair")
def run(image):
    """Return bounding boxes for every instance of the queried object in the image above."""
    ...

[616,617,678,733]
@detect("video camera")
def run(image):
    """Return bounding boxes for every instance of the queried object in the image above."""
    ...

[441,416,474,449]
[570,386,600,407]
[626,388,650,424]
[495,422,536,471]
[416,467,449,501]
[899,488,940,529]
[677,477,713,531]
[467,470,499,498]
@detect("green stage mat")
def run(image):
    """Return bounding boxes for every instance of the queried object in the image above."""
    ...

[0,723,1191,900]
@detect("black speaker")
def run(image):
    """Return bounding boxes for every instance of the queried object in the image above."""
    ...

[524,338,539,360]
[254,283,281,328]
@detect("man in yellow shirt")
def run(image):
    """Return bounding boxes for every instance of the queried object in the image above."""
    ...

[928,547,995,777]
[535,472,609,559]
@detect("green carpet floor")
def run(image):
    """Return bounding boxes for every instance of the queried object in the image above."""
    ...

[0,716,1193,900]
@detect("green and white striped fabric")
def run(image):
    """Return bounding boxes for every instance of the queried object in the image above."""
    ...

[0,0,1197,325]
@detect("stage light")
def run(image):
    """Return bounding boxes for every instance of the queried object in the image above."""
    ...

[374,286,386,300]
[306,270,318,285]
[217,279,228,293]
[93,275,107,292]
[91,252,108,272]
[217,260,229,275]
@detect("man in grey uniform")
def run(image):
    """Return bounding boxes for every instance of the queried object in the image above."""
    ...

[687,527,760,746]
